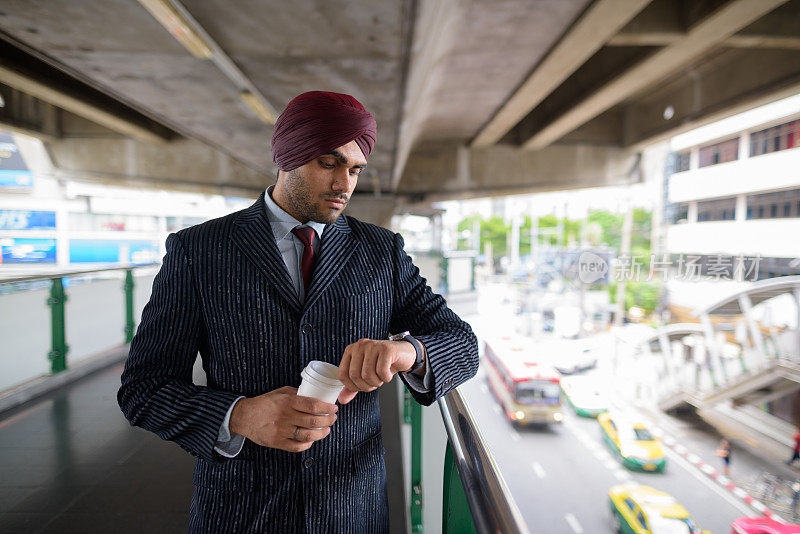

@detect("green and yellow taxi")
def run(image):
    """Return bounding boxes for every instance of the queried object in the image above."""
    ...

[609,484,708,534]
[561,375,608,418]
[599,412,666,472]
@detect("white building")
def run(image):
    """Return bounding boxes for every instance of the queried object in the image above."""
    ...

[666,104,800,281]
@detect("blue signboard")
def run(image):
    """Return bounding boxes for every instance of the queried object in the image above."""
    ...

[69,239,120,263]
[0,133,32,189]
[0,210,56,230]
[69,239,160,264]
[0,238,57,264]
[129,241,160,264]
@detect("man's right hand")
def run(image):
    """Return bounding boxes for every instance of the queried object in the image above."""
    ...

[229,386,338,453]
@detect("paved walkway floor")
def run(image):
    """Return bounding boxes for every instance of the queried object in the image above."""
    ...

[0,361,194,533]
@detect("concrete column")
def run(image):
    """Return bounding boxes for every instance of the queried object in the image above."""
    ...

[794,287,800,362]
[510,214,520,267]
[700,313,724,388]
[690,146,700,170]
[687,201,698,224]
[739,293,767,365]
[657,331,673,379]
[735,194,747,223]
[738,131,750,161]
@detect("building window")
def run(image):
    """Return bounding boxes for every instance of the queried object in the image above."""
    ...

[747,189,800,219]
[673,150,691,173]
[750,119,800,157]
[697,197,736,222]
[670,203,689,224]
[698,138,739,168]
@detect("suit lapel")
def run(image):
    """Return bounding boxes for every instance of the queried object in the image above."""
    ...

[303,215,359,311]
[232,193,302,314]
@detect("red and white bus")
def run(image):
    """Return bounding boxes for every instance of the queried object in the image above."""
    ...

[483,337,564,426]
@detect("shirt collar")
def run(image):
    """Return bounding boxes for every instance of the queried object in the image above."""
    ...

[263,185,326,241]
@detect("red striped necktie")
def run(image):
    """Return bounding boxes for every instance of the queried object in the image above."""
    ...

[291,226,316,293]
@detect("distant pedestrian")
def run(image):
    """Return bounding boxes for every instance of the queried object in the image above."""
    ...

[717,438,732,476]
[786,430,800,465]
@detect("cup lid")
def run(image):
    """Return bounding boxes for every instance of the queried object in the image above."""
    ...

[303,361,343,387]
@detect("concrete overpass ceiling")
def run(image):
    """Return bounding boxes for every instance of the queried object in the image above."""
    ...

[472,0,800,153]
[0,0,410,194]
[408,0,592,143]
[0,0,798,203]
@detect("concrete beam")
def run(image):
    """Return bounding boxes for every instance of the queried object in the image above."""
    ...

[0,37,174,143]
[398,141,638,204]
[620,47,800,148]
[522,0,790,150]
[0,83,61,140]
[470,0,652,149]
[345,196,398,228]
[47,136,270,197]
[609,32,800,50]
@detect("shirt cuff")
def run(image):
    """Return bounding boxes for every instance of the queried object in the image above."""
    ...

[403,353,432,393]
[214,396,246,458]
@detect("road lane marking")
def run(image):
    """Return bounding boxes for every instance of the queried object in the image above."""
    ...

[531,461,546,479]
[604,459,618,470]
[511,430,521,442]
[613,470,630,481]
[662,446,752,515]
[492,404,501,415]
[564,513,584,533]
[480,384,489,394]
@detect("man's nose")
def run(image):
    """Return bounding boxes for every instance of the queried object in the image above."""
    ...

[331,168,350,192]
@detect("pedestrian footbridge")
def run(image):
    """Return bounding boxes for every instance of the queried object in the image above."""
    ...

[621,277,800,462]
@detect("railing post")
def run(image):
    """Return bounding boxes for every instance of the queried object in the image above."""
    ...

[410,399,423,534]
[403,389,413,424]
[442,442,477,534]
[47,277,68,374]
[124,269,135,343]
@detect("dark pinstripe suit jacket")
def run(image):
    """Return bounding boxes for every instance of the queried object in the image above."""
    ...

[118,193,479,533]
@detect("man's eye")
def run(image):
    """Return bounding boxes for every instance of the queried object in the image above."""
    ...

[320,161,335,168]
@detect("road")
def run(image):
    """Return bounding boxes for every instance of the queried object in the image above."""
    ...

[458,283,755,533]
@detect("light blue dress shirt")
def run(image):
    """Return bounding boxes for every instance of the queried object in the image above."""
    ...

[214,186,430,457]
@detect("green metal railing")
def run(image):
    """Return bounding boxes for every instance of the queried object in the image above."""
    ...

[1,264,158,375]
[404,386,530,534]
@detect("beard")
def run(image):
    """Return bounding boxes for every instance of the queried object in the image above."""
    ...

[284,168,347,225]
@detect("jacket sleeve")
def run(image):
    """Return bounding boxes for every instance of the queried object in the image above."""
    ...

[117,232,241,462]
[390,232,479,405]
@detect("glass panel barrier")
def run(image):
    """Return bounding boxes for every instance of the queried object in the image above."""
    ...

[64,275,126,364]
[0,284,51,390]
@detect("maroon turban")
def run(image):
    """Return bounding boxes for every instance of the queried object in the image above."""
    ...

[270,91,377,171]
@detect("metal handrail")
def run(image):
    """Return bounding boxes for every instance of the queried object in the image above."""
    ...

[0,263,159,284]
[438,387,531,534]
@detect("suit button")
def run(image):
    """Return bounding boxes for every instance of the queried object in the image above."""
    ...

[303,458,314,468]
[301,324,313,334]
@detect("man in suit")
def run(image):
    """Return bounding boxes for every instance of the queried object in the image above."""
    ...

[118,91,479,533]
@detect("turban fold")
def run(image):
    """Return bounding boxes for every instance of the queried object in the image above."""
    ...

[270,91,377,171]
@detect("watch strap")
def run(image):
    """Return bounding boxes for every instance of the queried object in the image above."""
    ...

[401,334,425,373]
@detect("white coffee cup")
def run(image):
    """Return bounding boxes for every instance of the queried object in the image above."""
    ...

[298,361,344,404]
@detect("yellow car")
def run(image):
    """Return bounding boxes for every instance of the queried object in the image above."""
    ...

[609,484,709,534]
[599,412,666,472]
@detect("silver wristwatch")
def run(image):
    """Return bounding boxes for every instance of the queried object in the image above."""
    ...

[389,331,425,373]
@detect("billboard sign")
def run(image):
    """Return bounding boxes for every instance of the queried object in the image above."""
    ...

[0,133,33,189]
[0,238,57,264]
[0,210,56,231]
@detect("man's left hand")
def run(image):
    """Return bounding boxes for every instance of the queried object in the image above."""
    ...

[337,339,417,404]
